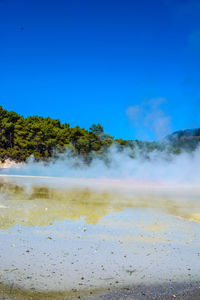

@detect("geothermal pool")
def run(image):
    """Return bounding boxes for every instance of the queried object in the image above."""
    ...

[0,175,200,299]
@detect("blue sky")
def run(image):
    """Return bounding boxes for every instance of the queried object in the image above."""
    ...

[0,0,200,140]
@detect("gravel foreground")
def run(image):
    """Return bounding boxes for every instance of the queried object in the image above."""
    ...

[0,281,200,300]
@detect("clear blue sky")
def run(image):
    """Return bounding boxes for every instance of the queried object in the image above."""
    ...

[0,0,200,140]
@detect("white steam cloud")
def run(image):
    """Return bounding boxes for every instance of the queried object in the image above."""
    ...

[126,98,171,140]
[1,97,199,186]
[1,145,200,186]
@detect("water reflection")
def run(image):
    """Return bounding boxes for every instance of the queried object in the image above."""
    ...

[0,176,200,294]
[0,176,200,229]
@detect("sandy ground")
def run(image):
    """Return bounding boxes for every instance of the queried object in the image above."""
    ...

[0,160,18,169]
[0,175,200,299]
[0,281,200,300]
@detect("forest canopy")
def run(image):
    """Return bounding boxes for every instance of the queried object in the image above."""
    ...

[0,106,199,163]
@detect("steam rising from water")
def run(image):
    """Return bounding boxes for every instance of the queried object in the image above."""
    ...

[1,142,200,297]
[1,145,200,185]
[126,98,171,140]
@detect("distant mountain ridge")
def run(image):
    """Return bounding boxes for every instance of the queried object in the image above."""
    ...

[166,128,200,142]
[164,128,200,152]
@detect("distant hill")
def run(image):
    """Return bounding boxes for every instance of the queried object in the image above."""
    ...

[166,128,200,142]
[165,128,200,151]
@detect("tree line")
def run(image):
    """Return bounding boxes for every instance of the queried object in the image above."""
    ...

[0,106,118,162]
[0,106,198,163]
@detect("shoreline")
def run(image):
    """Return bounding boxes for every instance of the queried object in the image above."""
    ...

[0,160,18,169]
[0,172,200,188]
[1,280,200,300]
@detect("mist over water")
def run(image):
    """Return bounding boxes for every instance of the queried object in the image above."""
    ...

[1,142,200,298]
[2,145,200,185]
